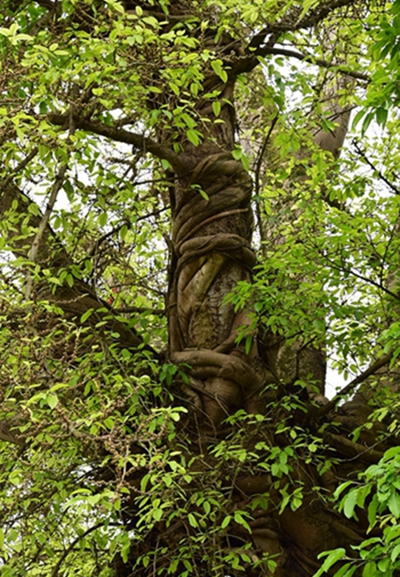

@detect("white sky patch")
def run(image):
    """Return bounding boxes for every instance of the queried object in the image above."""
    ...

[325,363,347,399]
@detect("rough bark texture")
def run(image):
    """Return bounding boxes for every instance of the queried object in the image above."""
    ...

[169,154,269,425]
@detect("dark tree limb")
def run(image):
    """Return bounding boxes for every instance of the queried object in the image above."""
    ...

[50,522,120,577]
[47,113,188,173]
[310,351,393,417]
[254,46,369,82]
[248,0,362,51]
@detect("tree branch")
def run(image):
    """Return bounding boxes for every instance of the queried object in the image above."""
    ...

[254,115,278,200]
[255,46,369,82]
[50,522,119,577]
[47,113,186,172]
[310,351,393,417]
[249,0,360,50]
[112,306,165,315]
[353,140,400,195]
[0,147,38,193]
[236,0,362,75]
[25,163,68,299]
[324,432,384,463]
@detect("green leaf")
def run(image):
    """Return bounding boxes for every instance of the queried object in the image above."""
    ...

[361,112,374,135]
[46,393,58,410]
[334,563,356,577]
[221,515,231,529]
[375,107,388,127]
[211,60,228,83]
[383,447,400,461]
[391,543,400,562]
[81,308,94,323]
[334,481,354,499]
[99,212,108,226]
[298,0,319,21]
[121,540,130,563]
[388,491,400,517]
[343,489,358,519]
[233,511,251,532]
[232,148,242,160]
[161,158,172,170]
[212,101,221,117]
[352,109,365,130]
[315,549,346,577]
[188,513,198,528]
[367,494,379,530]
[186,129,200,146]
[362,562,376,577]
[245,335,252,354]
[313,318,325,331]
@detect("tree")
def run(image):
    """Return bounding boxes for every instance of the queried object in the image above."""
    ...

[1,0,400,575]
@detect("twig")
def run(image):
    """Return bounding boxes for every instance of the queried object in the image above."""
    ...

[321,251,400,301]
[353,140,400,195]
[248,0,362,50]
[254,114,279,200]
[51,522,119,577]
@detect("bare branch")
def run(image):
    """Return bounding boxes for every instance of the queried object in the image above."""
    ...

[112,306,165,315]
[254,115,278,200]
[325,432,384,463]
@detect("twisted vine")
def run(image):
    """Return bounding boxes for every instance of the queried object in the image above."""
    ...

[169,154,274,426]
